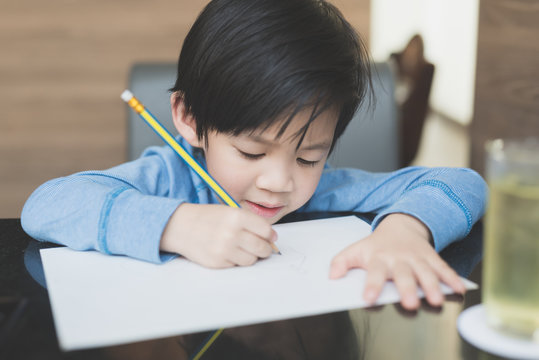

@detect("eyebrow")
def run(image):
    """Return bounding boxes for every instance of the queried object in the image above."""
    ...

[249,135,332,151]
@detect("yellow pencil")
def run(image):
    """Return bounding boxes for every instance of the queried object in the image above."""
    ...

[121,90,280,254]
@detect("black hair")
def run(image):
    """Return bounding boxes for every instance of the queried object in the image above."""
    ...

[170,0,373,151]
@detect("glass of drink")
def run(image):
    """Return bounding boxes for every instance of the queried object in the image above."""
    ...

[483,138,539,342]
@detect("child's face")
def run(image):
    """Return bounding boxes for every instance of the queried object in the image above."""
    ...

[203,110,337,224]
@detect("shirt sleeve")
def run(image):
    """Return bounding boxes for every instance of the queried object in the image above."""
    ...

[300,166,488,252]
[21,151,189,263]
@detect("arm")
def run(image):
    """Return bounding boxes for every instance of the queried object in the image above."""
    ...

[21,141,276,266]
[301,166,487,252]
[21,149,184,263]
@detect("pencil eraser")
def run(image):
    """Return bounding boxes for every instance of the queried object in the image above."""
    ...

[121,90,133,102]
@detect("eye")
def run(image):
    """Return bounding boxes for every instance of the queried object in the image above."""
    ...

[297,158,320,167]
[238,149,265,160]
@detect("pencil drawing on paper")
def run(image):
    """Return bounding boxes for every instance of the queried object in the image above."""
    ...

[255,243,306,272]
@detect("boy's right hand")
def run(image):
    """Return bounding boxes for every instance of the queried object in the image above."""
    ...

[160,203,277,268]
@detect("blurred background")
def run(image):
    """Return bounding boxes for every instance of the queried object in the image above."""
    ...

[0,0,537,218]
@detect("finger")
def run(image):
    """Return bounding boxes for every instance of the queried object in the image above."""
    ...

[227,248,259,267]
[329,243,365,279]
[427,257,466,294]
[363,258,389,305]
[392,262,420,310]
[393,303,418,317]
[240,209,277,242]
[204,258,236,269]
[238,233,273,259]
[410,260,444,307]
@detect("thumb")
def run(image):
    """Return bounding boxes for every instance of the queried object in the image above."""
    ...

[329,243,366,279]
[329,257,347,279]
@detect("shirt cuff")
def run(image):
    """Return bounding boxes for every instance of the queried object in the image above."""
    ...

[371,184,472,252]
[100,188,184,263]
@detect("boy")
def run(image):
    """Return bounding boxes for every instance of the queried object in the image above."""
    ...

[22,0,487,311]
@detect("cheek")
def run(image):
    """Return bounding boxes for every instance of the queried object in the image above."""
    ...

[205,150,253,198]
[294,168,324,204]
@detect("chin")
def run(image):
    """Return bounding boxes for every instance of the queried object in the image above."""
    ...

[269,210,293,225]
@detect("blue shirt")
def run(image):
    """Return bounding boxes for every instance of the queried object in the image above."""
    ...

[21,137,488,264]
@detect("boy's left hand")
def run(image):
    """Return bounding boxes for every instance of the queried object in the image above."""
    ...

[329,213,466,310]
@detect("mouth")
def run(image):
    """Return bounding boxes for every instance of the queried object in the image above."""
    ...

[245,200,284,218]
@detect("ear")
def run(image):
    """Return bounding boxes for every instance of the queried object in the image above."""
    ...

[170,93,203,148]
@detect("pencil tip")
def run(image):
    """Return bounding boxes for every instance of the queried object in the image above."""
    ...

[277,251,282,255]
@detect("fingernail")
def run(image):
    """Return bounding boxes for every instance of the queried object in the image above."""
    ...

[406,295,418,307]
[364,290,376,303]
[271,231,278,242]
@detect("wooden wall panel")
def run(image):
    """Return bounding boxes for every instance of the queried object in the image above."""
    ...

[0,0,369,218]
[470,0,539,174]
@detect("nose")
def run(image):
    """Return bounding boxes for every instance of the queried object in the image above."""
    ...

[255,162,294,193]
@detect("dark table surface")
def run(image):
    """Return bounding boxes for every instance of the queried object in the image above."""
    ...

[0,213,507,360]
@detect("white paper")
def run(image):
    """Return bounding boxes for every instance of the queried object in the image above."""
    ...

[40,216,477,351]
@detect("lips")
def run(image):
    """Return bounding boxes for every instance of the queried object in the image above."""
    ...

[245,200,284,218]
